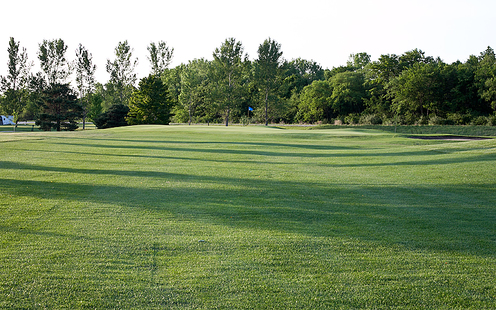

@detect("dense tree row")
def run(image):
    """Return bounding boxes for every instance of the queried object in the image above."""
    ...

[1,36,496,131]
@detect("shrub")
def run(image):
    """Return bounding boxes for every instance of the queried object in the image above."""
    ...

[359,114,383,125]
[487,116,496,126]
[428,114,446,125]
[344,114,360,125]
[471,116,488,126]
[446,113,472,125]
[417,115,429,125]
[240,115,250,126]
[93,104,130,129]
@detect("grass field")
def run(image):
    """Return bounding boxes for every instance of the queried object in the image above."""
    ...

[1,125,495,309]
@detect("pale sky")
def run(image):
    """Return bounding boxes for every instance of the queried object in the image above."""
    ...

[1,0,495,83]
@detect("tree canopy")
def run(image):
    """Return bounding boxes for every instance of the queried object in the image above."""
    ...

[126,75,174,125]
[35,83,83,131]
[2,37,496,128]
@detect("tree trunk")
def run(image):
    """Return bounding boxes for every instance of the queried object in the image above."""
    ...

[265,88,269,126]
[188,101,192,125]
[225,107,230,126]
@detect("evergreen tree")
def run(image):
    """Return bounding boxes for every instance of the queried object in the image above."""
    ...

[36,83,83,131]
[126,75,174,125]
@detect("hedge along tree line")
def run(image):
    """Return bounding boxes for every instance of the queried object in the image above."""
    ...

[2,37,496,129]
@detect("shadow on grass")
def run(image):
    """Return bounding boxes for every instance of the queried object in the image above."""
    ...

[46,137,480,162]
[2,138,495,173]
[1,170,495,257]
[51,141,360,158]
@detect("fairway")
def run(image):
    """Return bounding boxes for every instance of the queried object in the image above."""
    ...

[1,125,495,309]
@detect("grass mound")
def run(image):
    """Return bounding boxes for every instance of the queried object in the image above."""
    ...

[1,125,495,308]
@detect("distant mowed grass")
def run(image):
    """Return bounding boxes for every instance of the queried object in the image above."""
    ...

[1,125,495,309]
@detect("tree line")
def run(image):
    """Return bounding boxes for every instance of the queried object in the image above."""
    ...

[1,36,496,131]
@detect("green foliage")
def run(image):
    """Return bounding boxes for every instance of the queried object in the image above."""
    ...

[0,88,29,120]
[388,62,444,118]
[212,38,248,126]
[0,37,33,125]
[359,113,383,125]
[147,41,174,76]
[105,41,138,106]
[344,113,360,124]
[93,103,129,129]
[368,53,401,82]
[37,39,71,85]
[346,52,371,70]
[74,44,97,129]
[4,37,496,126]
[280,58,325,99]
[254,38,283,125]
[1,37,33,91]
[178,59,211,124]
[86,92,104,122]
[329,71,368,116]
[427,114,446,125]
[74,44,96,98]
[126,75,174,125]
[296,80,333,123]
[35,83,83,131]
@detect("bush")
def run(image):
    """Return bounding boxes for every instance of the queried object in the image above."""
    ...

[428,114,446,125]
[359,114,383,125]
[240,115,251,126]
[417,116,429,125]
[471,116,488,126]
[344,114,360,125]
[93,104,130,129]
[446,113,472,125]
[487,116,496,126]
[170,107,189,123]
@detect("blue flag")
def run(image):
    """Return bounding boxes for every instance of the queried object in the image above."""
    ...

[248,107,253,111]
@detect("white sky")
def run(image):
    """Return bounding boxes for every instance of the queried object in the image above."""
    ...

[1,0,495,83]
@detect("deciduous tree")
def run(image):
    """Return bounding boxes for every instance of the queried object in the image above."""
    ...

[38,39,71,85]
[106,41,138,106]
[296,80,333,123]
[74,44,96,129]
[179,59,211,124]
[212,38,247,126]
[387,63,443,122]
[329,71,368,116]
[148,41,174,76]
[254,38,283,125]
[0,37,33,128]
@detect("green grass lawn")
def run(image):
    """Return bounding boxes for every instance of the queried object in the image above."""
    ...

[0,123,97,133]
[1,125,495,309]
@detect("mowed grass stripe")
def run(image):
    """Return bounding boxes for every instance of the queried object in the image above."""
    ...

[0,125,495,309]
